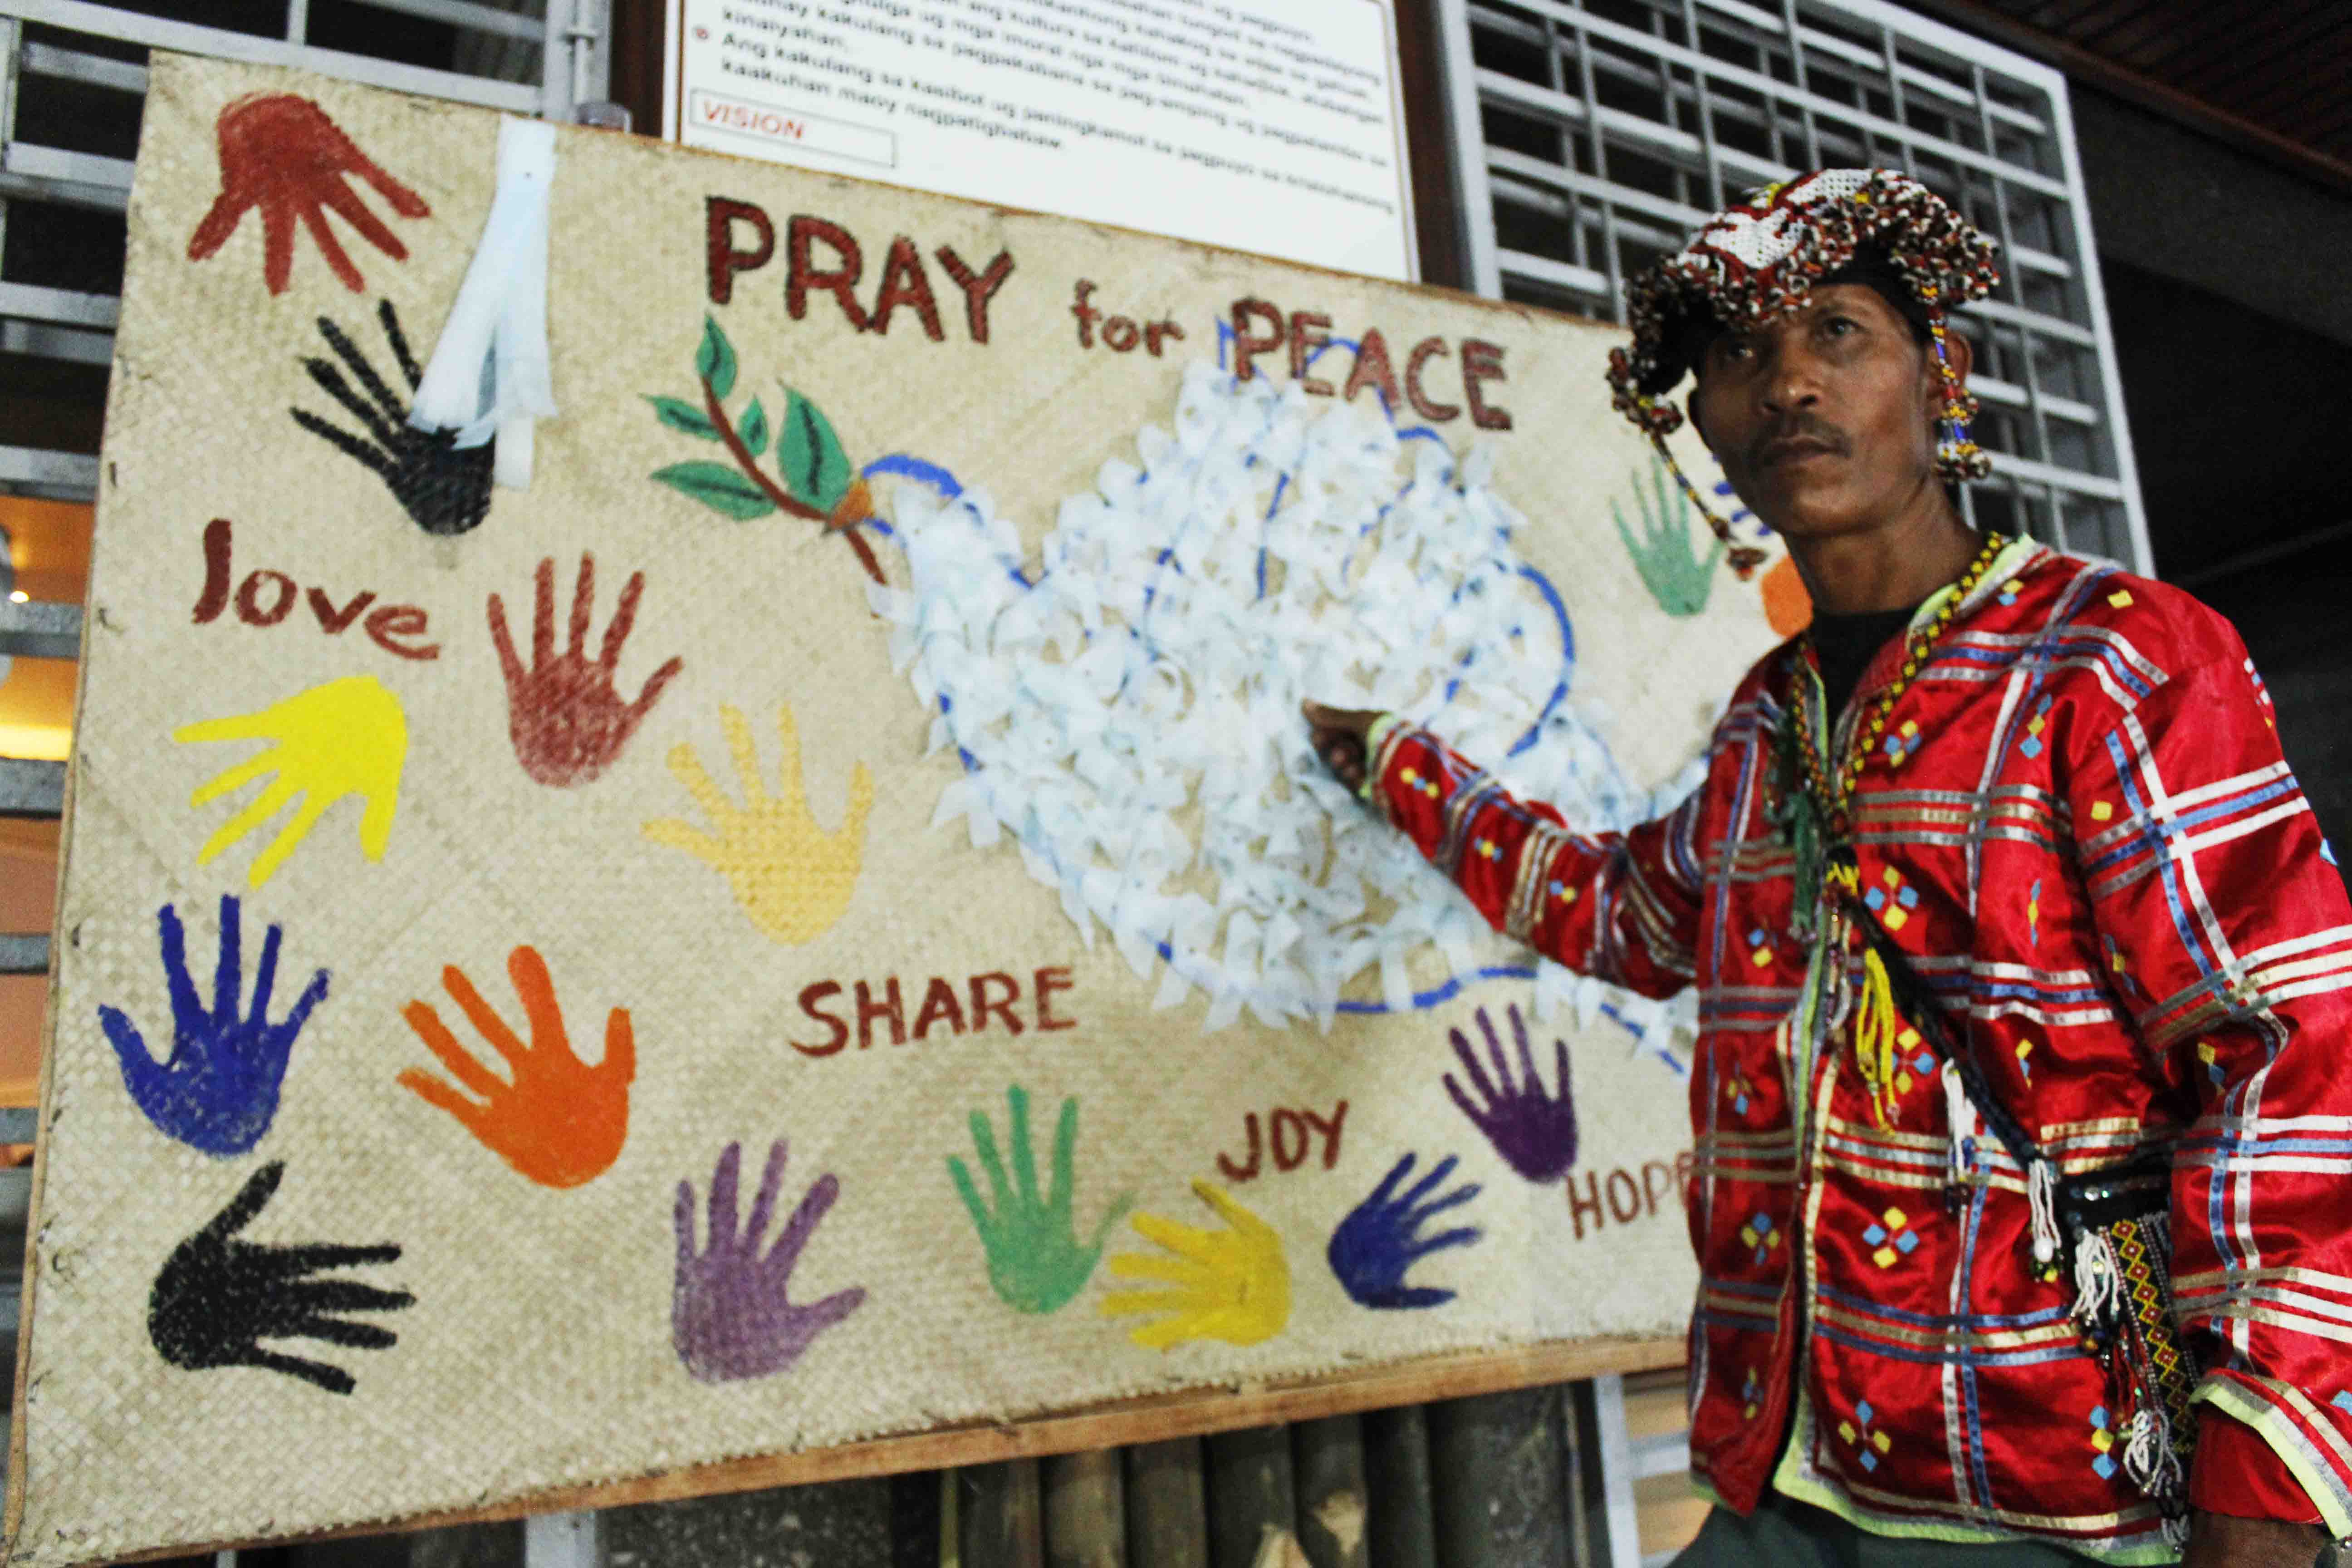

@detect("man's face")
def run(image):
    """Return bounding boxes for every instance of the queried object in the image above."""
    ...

[1688,284,1946,541]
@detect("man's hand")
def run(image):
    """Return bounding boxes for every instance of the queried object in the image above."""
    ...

[2183,1512,2331,1568]
[1301,700,1382,794]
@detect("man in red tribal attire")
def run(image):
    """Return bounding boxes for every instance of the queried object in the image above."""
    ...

[1307,171,2352,1568]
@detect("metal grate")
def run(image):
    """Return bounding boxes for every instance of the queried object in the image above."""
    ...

[0,0,614,509]
[1431,0,2151,571]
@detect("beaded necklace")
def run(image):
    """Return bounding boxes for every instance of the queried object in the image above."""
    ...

[1771,529,2007,1128]
[1787,528,2007,847]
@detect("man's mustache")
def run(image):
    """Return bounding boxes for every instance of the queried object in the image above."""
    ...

[1747,414,1850,467]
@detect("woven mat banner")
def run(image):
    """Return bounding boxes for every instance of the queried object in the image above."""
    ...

[7,54,1799,1563]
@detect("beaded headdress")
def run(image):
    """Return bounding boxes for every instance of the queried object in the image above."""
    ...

[1604,168,2003,577]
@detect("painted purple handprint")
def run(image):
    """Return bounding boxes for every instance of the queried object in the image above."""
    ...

[1443,1004,1578,1183]
[672,1138,866,1383]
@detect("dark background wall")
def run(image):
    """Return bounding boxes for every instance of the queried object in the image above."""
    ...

[2072,86,2351,872]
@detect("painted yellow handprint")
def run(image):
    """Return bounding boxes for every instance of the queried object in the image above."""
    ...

[1101,1180,1291,1350]
[642,703,873,945]
[172,674,407,887]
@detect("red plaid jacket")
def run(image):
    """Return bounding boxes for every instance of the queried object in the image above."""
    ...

[1369,540,2352,1558]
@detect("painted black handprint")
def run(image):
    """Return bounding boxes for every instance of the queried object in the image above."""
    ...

[289,299,492,536]
[147,1162,413,1394]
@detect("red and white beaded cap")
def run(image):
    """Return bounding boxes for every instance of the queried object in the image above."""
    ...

[1602,168,2004,577]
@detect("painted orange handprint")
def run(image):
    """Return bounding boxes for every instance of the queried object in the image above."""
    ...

[186,94,430,296]
[490,554,685,787]
[642,705,873,946]
[398,945,635,1189]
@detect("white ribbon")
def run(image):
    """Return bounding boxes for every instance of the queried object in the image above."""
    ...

[408,117,559,490]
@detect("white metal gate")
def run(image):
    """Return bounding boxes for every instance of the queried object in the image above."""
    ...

[1430,0,2151,572]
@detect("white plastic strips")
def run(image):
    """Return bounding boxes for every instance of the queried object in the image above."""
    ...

[869,364,1700,1044]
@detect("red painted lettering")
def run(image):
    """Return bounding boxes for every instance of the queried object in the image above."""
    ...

[787,214,868,330]
[1567,1169,1604,1241]
[1034,966,1077,1031]
[1299,1100,1348,1170]
[969,971,1025,1036]
[869,235,945,341]
[705,196,774,306]
[1642,1160,1676,1218]
[1270,1107,1309,1171]
[936,245,1015,344]
[193,517,234,624]
[855,976,904,1048]
[362,603,439,661]
[1288,311,1333,396]
[1404,337,1459,422]
[1217,1112,1263,1183]
[1342,329,1399,411]
[912,975,967,1039]
[306,586,375,633]
[1606,1168,1642,1225]
[791,980,847,1056]
[1461,338,1514,431]
[235,569,297,627]
[1230,298,1284,382]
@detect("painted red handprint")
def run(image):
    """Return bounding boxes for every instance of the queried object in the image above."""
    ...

[490,555,685,787]
[186,94,430,296]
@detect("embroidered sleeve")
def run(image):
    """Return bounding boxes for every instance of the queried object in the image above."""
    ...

[2065,651,2352,1535]
[1368,723,1705,999]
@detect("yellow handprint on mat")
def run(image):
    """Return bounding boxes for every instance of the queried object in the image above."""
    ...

[642,703,873,945]
[1102,1180,1291,1350]
[173,674,407,887]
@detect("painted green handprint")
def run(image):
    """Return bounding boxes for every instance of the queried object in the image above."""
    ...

[1613,452,1725,617]
[949,1084,1132,1315]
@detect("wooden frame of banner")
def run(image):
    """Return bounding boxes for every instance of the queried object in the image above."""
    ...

[77,1332,1685,1559]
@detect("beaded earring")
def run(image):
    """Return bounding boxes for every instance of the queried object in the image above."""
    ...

[1928,314,1990,484]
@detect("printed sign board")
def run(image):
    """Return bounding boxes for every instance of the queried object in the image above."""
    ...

[663,0,1417,279]
[5,53,1801,1563]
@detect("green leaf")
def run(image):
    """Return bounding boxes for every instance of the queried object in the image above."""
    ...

[644,395,719,440]
[651,461,774,520]
[777,387,854,514]
[696,316,737,402]
[740,395,770,460]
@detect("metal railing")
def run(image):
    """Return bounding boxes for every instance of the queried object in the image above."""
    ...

[1431,0,2151,571]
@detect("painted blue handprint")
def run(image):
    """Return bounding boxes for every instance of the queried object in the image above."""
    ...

[1328,1153,1482,1309]
[1445,1004,1578,1183]
[98,896,329,1156]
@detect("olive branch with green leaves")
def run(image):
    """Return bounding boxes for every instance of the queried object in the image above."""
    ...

[645,316,884,586]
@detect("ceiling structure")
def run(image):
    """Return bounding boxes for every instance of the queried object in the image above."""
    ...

[1910,0,2352,191]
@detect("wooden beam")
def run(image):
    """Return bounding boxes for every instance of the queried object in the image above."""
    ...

[70,1336,1683,1565]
